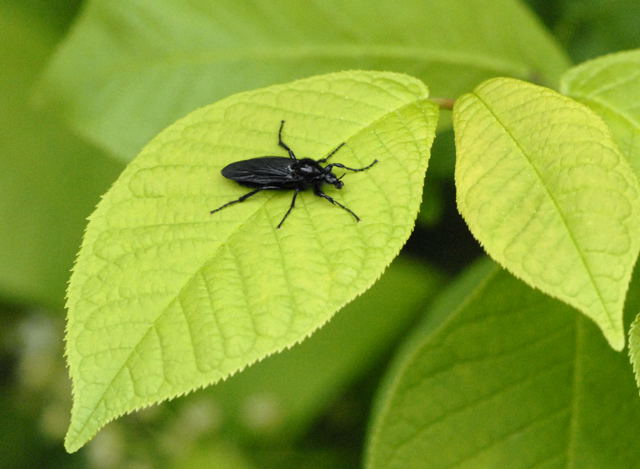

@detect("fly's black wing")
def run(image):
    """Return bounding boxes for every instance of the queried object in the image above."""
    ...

[221,157,300,188]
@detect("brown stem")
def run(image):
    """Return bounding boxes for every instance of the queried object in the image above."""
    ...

[430,97,455,110]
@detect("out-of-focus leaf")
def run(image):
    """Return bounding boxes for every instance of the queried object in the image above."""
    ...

[367,261,640,469]
[253,448,357,469]
[0,393,33,469]
[0,3,122,308]
[36,0,569,160]
[417,130,455,227]
[556,0,640,62]
[12,0,82,32]
[170,441,256,469]
[417,185,444,227]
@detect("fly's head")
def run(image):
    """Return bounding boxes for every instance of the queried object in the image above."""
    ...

[323,168,344,189]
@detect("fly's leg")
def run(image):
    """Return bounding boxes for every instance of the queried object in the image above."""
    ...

[210,188,265,214]
[314,187,360,222]
[317,142,345,163]
[211,185,283,215]
[277,189,300,229]
[325,159,378,172]
[278,120,297,160]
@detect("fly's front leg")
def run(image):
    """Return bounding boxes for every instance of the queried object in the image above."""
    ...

[277,189,300,229]
[314,186,360,222]
[317,142,345,163]
[278,120,297,160]
[326,159,378,172]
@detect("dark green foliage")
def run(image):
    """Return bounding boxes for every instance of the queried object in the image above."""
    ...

[2,1,639,467]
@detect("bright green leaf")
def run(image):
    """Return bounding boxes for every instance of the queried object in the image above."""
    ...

[366,261,640,469]
[36,0,569,160]
[208,257,444,439]
[64,70,438,452]
[454,77,640,350]
[0,3,122,308]
[561,49,640,178]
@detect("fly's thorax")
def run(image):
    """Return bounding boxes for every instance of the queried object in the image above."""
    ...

[293,159,324,178]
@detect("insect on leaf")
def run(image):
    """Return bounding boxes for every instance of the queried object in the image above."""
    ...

[454,77,640,350]
[63,70,438,452]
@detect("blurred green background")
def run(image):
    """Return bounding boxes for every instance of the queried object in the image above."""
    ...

[1,0,638,467]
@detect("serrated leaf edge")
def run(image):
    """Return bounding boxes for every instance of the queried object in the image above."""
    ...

[64,88,439,452]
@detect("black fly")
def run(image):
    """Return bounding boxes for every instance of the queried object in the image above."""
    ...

[210,120,378,228]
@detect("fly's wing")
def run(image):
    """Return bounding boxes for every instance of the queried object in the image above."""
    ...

[221,157,297,187]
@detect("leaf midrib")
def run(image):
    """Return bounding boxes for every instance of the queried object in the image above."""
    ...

[472,92,614,332]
